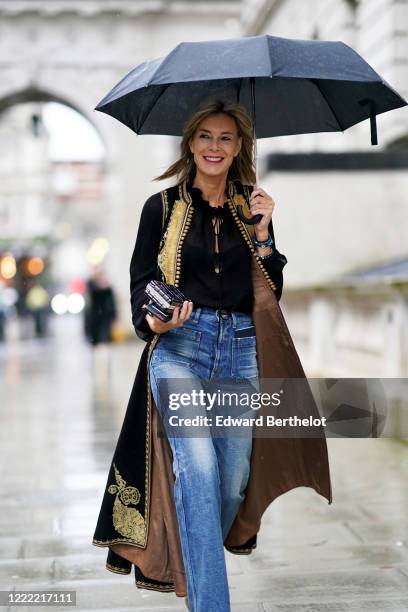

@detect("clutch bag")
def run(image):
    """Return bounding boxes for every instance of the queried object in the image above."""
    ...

[143,280,188,322]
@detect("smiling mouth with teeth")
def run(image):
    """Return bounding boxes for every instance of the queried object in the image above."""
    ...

[204,156,224,162]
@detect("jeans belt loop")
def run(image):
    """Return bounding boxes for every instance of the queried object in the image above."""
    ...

[192,306,201,323]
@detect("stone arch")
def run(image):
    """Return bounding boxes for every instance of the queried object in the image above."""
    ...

[0,83,115,310]
[0,79,143,329]
[0,85,107,158]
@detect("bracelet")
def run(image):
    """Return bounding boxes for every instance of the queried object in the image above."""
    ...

[258,249,275,260]
[253,234,274,248]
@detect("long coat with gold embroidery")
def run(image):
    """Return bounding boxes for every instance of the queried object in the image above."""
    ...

[92,179,333,596]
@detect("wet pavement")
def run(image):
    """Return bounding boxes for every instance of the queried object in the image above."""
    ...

[0,316,408,611]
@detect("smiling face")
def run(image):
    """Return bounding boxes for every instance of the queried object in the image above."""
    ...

[189,112,242,180]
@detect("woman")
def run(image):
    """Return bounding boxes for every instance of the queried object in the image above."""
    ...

[147,102,281,611]
[92,101,332,611]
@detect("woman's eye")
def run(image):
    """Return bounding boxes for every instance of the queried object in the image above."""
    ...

[198,134,231,142]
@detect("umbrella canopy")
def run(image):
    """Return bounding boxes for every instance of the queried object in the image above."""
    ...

[95,34,407,145]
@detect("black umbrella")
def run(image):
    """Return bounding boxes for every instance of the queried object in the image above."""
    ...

[95,34,407,223]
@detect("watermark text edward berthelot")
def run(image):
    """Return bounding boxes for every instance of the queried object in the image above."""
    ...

[168,414,327,428]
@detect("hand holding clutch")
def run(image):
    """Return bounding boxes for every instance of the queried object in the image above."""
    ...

[142,280,189,322]
[142,280,194,334]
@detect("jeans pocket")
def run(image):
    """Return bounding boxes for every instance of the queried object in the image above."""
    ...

[232,335,259,380]
[155,326,202,368]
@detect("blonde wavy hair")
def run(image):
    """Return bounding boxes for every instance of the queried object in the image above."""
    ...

[153,100,256,184]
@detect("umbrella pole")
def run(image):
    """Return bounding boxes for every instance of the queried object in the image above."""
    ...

[250,76,258,178]
[235,78,263,225]
[250,77,276,247]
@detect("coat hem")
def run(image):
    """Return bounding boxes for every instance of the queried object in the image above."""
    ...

[224,532,257,555]
[225,544,257,555]
[92,537,147,548]
[106,562,131,575]
[135,579,175,592]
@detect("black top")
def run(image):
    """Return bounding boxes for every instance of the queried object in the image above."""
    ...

[130,182,288,341]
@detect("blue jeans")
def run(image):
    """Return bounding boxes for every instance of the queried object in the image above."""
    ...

[149,306,259,612]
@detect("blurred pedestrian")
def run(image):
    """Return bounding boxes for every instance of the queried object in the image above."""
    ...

[84,267,118,380]
[84,267,117,345]
[25,283,51,338]
[0,279,7,342]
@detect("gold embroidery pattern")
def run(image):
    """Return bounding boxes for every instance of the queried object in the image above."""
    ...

[175,206,194,288]
[135,579,175,592]
[107,463,146,542]
[160,188,169,237]
[93,325,159,549]
[93,536,144,547]
[144,331,161,546]
[106,562,131,575]
[157,199,188,284]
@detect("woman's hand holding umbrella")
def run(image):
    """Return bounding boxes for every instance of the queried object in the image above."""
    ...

[250,184,276,256]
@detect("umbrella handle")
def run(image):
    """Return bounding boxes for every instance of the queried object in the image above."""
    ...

[236,204,262,225]
[359,98,378,145]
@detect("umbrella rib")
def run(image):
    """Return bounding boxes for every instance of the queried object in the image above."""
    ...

[310,79,344,132]
[136,45,183,133]
[146,43,181,87]
[236,78,243,104]
[137,85,170,133]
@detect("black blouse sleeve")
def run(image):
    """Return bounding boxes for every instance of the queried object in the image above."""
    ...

[260,218,288,302]
[129,192,163,341]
